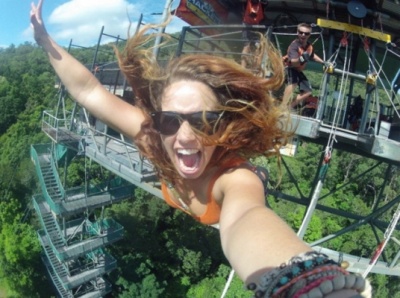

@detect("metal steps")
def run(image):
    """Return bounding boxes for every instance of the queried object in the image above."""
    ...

[31,144,124,297]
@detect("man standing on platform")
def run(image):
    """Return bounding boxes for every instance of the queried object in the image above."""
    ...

[282,23,325,109]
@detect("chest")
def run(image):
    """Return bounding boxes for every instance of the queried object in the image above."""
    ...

[289,41,312,57]
[165,170,223,216]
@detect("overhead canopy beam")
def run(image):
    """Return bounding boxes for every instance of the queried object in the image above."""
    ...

[317,18,392,43]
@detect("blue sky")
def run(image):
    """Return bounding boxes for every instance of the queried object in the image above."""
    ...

[0,0,188,48]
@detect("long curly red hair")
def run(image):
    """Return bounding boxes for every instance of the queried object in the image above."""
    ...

[116,23,292,183]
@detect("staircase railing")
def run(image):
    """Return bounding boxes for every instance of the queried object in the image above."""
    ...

[31,144,66,203]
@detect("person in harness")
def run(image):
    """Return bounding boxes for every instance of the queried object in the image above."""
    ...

[282,23,325,109]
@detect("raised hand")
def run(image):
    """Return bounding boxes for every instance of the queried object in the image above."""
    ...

[30,0,48,45]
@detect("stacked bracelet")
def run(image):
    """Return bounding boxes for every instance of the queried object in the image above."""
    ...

[245,251,371,298]
[291,274,370,298]
[246,251,338,297]
[292,275,336,298]
[275,264,348,297]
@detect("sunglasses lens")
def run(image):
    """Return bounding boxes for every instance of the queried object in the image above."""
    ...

[152,112,180,135]
[298,31,310,36]
[187,112,221,132]
[151,111,223,135]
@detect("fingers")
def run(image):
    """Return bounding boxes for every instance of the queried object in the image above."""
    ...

[30,2,39,23]
[30,4,37,28]
[30,2,36,16]
[30,0,43,22]
[37,0,44,17]
[30,0,48,44]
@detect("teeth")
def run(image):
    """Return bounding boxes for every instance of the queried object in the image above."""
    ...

[177,149,199,155]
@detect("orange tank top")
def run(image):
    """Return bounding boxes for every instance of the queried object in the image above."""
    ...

[161,157,247,225]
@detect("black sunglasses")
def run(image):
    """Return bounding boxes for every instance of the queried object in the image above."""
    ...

[151,111,225,136]
[298,30,311,36]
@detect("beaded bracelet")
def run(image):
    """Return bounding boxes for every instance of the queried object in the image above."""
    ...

[273,264,348,297]
[246,251,339,297]
[292,275,336,298]
[246,251,372,298]
[291,274,371,298]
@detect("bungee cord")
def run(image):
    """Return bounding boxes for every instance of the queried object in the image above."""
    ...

[363,200,400,278]
[325,32,352,151]
[220,268,235,298]
[361,37,400,121]
[297,29,360,239]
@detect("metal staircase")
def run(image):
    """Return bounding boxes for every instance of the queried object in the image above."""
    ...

[31,140,131,297]
[29,28,140,297]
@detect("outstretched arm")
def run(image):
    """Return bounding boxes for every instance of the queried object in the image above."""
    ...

[30,0,146,139]
[218,169,370,297]
[313,52,325,64]
[218,169,311,281]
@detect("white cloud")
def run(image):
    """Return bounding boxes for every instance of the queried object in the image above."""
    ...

[22,0,187,47]
[165,17,188,34]
[48,0,143,46]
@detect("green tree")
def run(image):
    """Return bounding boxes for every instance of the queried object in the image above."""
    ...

[0,200,46,297]
[187,264,252,298]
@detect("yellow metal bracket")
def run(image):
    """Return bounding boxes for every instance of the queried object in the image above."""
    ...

[317,18,391,43]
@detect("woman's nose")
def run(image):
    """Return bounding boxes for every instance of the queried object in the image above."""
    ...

[176,121,196,142]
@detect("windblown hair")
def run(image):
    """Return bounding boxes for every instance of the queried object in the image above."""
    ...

[116,23,292,183]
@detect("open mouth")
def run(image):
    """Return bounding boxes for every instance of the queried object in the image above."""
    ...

[177,149,201,172]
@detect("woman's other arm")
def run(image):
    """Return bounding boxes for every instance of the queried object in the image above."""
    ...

[218,169,367,297]
[30,0,145,139]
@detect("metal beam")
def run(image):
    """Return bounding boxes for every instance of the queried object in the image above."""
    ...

[317,18,392,43]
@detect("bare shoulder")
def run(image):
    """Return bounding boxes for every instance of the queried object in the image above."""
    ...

[215,166,270,231]
[216,166,266,208]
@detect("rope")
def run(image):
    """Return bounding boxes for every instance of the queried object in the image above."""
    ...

[326,0,330,19]
[348,20,400,128]
[220,268,235,298]
[297,31,354,238]
[360,35,400,120]
[323,32,351,151]
[296,33,347,235]
[363,201,400,277]
[309,27,326,61]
